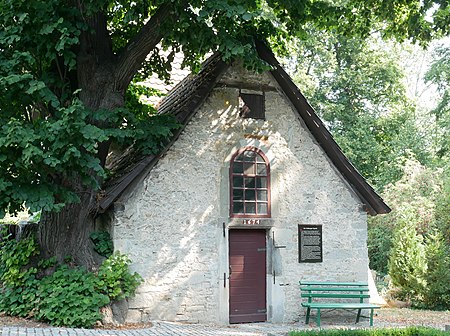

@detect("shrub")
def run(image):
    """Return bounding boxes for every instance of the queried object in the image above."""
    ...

[369,160,450,309]
[0,230,39,287]
[434,171,450,243]
[35,265,110,327]
[422,230,450,310]
[0,278,39,318]
[367,223,393,275]
[0,233,142,328]
[90,231,113,258]
[388,208,426,302]
[97,252,142,301]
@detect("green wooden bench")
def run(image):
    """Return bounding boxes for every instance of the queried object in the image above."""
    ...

[300,281,381,327]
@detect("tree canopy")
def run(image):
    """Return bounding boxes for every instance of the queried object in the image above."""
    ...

[425,44,450,159]
[0,0,449,265]
[1,0,448,217]
[287,31,434,190]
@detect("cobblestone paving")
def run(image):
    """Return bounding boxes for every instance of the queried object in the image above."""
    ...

[3,312,447,336]
[1,321,294,336]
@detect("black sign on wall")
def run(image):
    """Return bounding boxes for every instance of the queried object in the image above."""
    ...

[298,225,323,263]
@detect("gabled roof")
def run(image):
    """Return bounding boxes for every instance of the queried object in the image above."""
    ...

[99,53,228,212]
[99,43,390,215]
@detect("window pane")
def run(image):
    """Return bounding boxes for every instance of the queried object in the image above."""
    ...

[257,203,268,214]
[231,148,270,217]
[235,153,245,162]
[233,162,243,174]
[233,189,244,200]
[233,176,243,187]
[245,202,256,214]
[257,190,267,201]
[242,151,256,162]
[244,177,255,188]
[245,189,255,200]
[243,162,254,175]
[233,202,244,213]
[256,177,267,188]
[257,163,267,175]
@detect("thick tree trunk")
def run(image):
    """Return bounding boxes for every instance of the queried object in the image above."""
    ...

[36,4,176,269]
[38,179,102,269]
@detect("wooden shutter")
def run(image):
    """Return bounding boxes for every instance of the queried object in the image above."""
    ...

[239,93,265,120]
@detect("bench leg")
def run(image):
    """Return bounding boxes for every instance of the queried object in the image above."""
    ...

[305,307,311,324]
[317,308,321,327]
[370,309,374,327]
[356,308,362,323]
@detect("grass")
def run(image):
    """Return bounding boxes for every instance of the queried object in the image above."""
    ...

[289,326,448,336]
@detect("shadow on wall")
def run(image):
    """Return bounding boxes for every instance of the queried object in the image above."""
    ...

[113,87,367,323]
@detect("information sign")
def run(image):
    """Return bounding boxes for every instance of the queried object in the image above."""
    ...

[298,225,323,263]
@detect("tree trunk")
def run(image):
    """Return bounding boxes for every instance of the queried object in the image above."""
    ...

[36,4,174,269]
[38,178,102,269]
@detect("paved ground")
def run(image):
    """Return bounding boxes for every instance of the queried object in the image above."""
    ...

[2,309,449,336]
[1,320,294,336]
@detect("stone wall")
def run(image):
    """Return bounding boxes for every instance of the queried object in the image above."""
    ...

[112,64,369,324]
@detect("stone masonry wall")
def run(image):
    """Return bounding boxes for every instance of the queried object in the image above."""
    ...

[112,64,369,324]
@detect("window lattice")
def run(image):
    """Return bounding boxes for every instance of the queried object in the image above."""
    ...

[230,148,270,217]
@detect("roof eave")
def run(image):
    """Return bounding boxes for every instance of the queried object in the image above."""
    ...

[98,54,229,213]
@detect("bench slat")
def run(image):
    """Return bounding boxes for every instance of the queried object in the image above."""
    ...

[302,302,380,309]
[300,287,369,292]
[301,293,370,299]
[300,281,368,286]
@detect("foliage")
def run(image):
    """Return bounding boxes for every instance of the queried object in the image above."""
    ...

[0,228,39,287]
[388,208,427,302]
[97,252,143,301]
[434,166,450,242]
[0,0,448,221]
[35,265,110,327]
[0,93,178,218]
[370,159,450,309]
[376,160,443,235]
[422,230,450,310]
[367,223,393,275]
[0,233,142,328]
[425,45,450,159]
[289,327,448,336]
[0,228,40,317]
[288,31,429,191]
[90,231,113,258]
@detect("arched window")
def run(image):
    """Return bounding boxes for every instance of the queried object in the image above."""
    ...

[230,147,270,218]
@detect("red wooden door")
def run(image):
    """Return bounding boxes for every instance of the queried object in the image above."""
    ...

[229,229,266,323]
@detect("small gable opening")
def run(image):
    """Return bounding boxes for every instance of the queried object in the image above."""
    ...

[230,147,270,218]
[239,92,265,119]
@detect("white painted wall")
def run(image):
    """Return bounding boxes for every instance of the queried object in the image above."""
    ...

[112,64,369,324]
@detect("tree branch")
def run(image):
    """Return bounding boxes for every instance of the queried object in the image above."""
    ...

[115,3,179,91]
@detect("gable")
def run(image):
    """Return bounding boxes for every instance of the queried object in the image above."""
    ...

[99,43,390,216]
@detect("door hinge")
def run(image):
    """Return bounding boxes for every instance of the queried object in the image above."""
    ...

[257,247,266,252]
[257,309,267,313]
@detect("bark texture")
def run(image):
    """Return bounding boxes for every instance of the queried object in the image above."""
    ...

[39,187,100,267]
